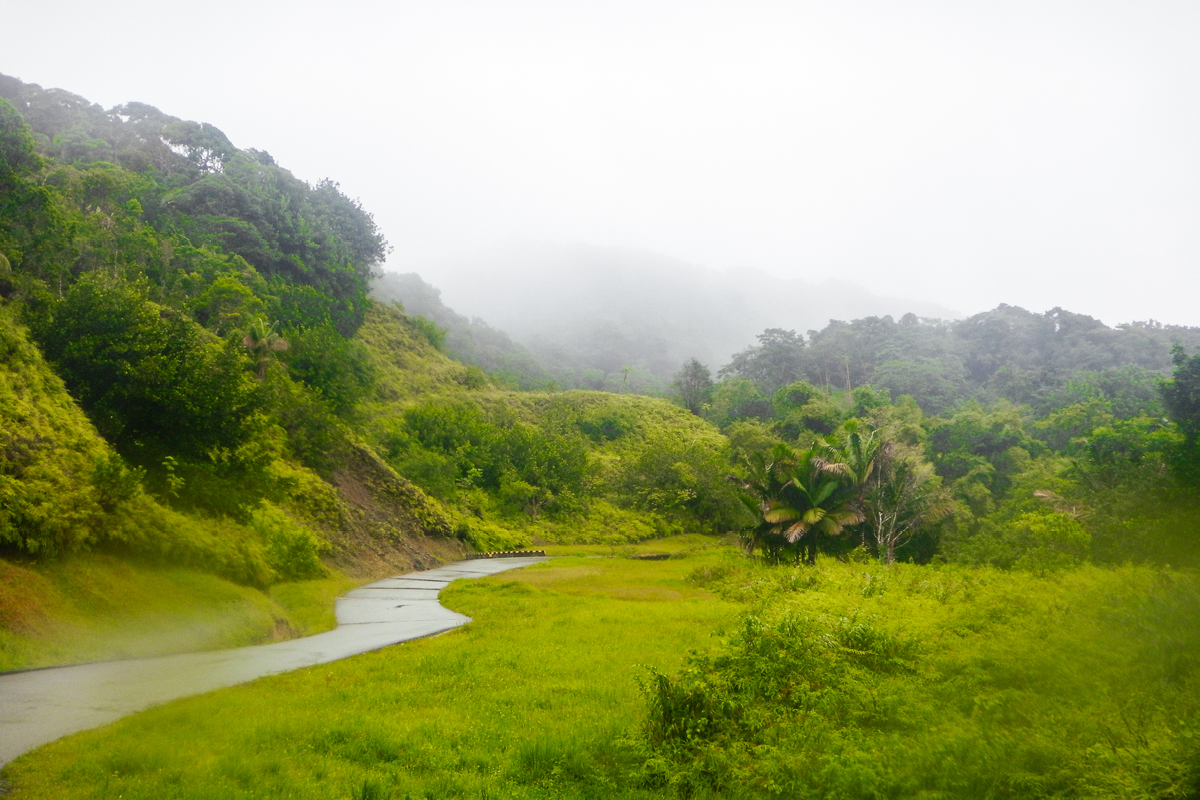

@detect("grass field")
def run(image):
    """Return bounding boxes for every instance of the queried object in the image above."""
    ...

[3,538,1198,798]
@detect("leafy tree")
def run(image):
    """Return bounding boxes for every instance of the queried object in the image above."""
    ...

[0,97,42,182]
[863,442,953,563]
[618,428,740,529]
[38,273,262,463]
[192,275,263,335]
[719,328,806,394]
[706,378,773,428]
[1162,345,1200,468]
[670,357,713,415]
[873,357,970,416]
[1031,400,1114,454]
[771,381,843,438]
[953,511,1091,572]
[1071,416,1180,493]
[279,323,374,417]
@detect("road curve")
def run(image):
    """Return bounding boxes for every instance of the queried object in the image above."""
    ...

[0,556,547,767]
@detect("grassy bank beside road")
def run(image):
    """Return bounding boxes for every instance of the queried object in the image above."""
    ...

[0,554,359,672]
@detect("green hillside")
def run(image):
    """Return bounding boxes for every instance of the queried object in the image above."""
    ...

[0,73,745,673]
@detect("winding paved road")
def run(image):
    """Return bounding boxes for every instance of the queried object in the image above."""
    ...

[0,556,546,767]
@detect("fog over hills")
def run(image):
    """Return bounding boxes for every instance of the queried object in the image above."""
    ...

[401,241,960,382]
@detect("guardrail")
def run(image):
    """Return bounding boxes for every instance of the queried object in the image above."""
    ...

[464,550,547,560]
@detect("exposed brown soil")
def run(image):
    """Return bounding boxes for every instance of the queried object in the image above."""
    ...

[320,443,465,580]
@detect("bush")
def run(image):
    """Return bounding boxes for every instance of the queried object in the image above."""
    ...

[458,518,532,552]
[250,502,327,580]
[951,511,1091,572]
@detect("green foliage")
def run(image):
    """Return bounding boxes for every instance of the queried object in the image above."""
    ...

[950,510,1091,572]
[407,314,446,351]
[670,357,713,415]
[873,355,971,415]
[638,611,919,794]
[1031,398,1115,453]
[731,441,862,565]
[279,323,375,417]
[249,502,327,581]
[191,275,264,335]
[382,399,588,517]
[36,272,264,462]
[637,557,1200,799]
[719,327,807,394]
[770,380,844,438]
[90,451,145,513]
[1163,344,1200,473]
[0,306,107,554]
[706,377,772,428]
[456,517,532,551]
[615,428,741,526]
[0,97,43,181]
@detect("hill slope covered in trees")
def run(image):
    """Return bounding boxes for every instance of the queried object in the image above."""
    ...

[0,74,744,620]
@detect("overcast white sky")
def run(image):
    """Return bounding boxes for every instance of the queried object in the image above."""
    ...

[4,1,1199,325]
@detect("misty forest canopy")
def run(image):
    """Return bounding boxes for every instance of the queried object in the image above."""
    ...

[378,259,1200,411]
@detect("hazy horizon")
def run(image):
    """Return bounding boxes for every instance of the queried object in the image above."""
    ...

[5,1,1198,328]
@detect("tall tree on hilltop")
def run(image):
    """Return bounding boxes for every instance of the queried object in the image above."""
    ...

[671,357,714,415]
[720,328,806,394]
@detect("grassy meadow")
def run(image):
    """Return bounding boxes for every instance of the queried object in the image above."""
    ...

[4,536,1198,799]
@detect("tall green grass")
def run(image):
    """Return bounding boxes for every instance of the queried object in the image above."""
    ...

[4,543,1198,799]
[642,557,1200,798]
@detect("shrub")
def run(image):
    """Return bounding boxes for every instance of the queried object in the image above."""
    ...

[952,511,1091,572]
[250,502,327,580]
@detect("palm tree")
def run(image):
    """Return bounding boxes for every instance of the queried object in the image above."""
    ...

[243,318,288,379]
[829,420,882,547]
[770,446,863,564]
[733,443,862,565]
[730,442,799,562]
